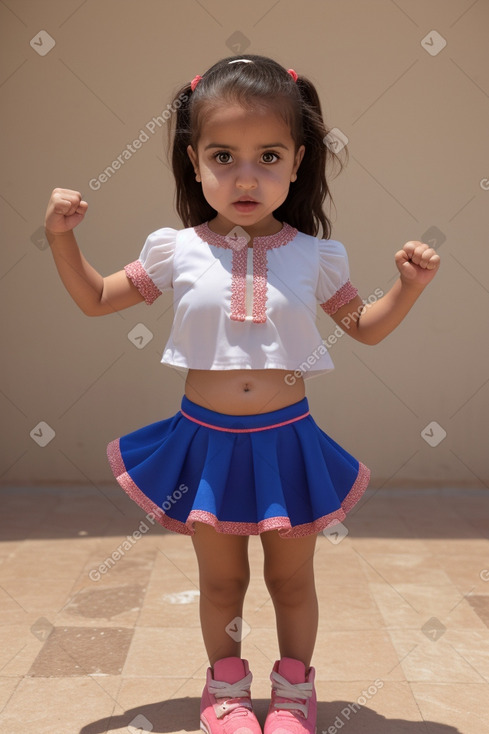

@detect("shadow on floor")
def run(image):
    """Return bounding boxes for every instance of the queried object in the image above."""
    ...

[79,696,463,734]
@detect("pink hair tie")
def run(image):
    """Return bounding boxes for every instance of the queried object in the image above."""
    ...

[190,74,202,92]
[287,68,298,82]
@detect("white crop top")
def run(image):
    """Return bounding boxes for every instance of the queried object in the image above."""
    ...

[124,223,359,380]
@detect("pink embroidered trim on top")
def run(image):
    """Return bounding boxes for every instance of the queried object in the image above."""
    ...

[194,222,298,323]
[180,409,310,432]
[230,244,248,321]
[124,260,162,305]
[194,222,297,251]
[320,280,358,315]
[252,245,268,323]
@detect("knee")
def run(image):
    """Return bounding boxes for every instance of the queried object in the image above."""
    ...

[200,570,250,608]
[264,568,315,607]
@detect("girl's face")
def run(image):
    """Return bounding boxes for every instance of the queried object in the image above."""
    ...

[187,103,305,236]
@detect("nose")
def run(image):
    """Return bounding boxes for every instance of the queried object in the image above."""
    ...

[235,162,258,190]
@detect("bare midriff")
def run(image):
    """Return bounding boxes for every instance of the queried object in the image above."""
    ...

[184,368,305,415]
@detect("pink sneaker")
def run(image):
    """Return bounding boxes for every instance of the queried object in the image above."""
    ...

[264,658,317,734]
[200,657,262,734]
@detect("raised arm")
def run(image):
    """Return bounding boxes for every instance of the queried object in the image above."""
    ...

[44,188,144,316]
[330,241,441,345]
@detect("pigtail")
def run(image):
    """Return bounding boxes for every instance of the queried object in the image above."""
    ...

[275,75,347,240]
[167,82,216,227]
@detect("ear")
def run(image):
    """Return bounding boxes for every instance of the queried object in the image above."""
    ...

[291,144,305,182]
[187,145,201,182]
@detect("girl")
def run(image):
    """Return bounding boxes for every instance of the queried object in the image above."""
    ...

[44,54,440,734]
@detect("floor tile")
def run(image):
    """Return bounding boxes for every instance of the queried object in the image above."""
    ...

[356,551,452,585]
[0,621,50,677]
[368,582,487,630]
[0,485,487,733]
[316,583,385,630]
[98,676,204,733]
[27,626,134,677]
[313,630,406,681]
[0,676,122,734]
[122,627,208,678]
[387,628,489,683]
[437,553,489,595]
[465,594,489,627]
[314,680,425,732]
[410,682,489,733]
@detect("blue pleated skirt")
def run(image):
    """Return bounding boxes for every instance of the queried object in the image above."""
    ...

[107,395,370,538]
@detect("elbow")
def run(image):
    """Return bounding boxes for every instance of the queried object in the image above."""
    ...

[351,328,385,346]
[81,300,117,317]
[352,319,389,346]
[349,324,383,346]
[358,332,385,346]
[364,334,384,346]
[362,332,390,346]
[80,301,103,317]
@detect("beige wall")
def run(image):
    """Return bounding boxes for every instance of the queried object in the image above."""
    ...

[1,0,488,486]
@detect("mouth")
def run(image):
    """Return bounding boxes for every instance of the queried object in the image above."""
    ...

[233,198,259,212]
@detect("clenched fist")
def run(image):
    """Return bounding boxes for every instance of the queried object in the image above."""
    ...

[395,241,440,288]
[45,188,88,235]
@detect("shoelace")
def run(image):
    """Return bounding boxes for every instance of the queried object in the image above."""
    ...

[208,671,253,718]
[270,671,313,717]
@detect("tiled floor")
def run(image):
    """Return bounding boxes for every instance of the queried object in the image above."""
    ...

[0,485,488,734]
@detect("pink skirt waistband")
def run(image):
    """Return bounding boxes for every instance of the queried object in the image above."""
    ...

[180,409,311,433]
[179,394,310,433]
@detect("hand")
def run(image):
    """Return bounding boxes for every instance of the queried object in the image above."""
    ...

[44,188,88,234]
[395,241,440,288]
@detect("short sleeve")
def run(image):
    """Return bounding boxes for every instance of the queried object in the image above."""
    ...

[316,238,359,315]
[124,227,177,305]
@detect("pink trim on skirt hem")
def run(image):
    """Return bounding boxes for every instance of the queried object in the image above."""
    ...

[107,439,371,538]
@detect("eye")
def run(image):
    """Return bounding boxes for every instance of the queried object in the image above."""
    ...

[261,151,280,164]
[214,151,233,164]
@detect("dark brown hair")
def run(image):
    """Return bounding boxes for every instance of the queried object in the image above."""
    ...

[167,54,347,239]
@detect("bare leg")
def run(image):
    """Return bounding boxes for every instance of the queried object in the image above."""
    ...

[261,530,319,667]
[191,522,250,666]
